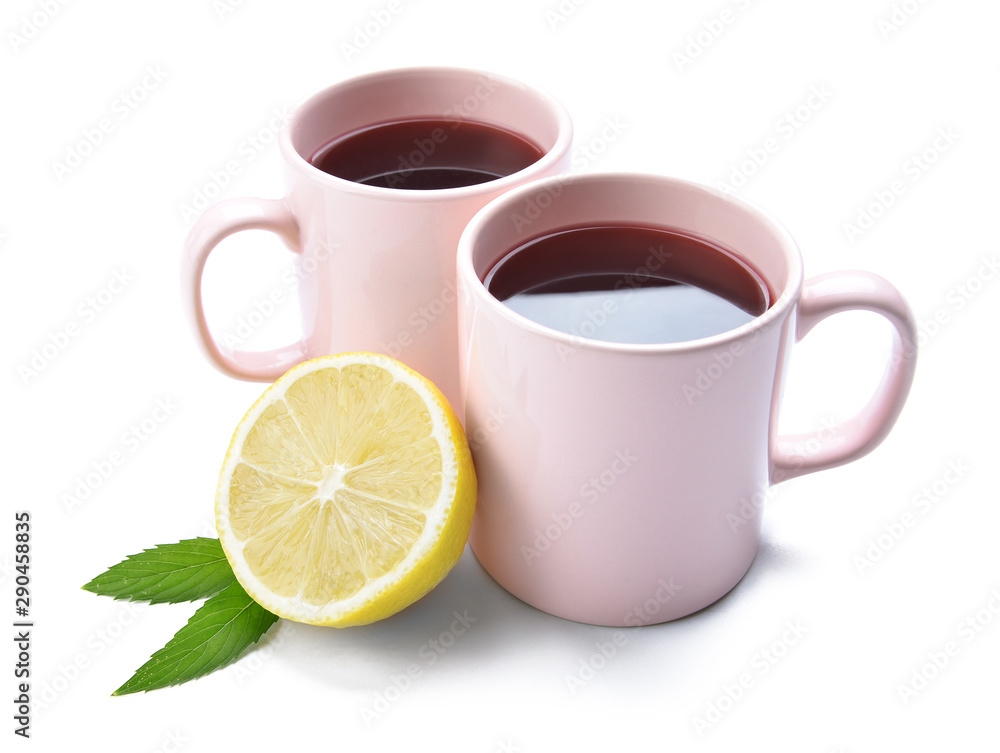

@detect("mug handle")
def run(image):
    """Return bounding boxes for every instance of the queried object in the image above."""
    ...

[182,197,307,381]
[770,271,917,484]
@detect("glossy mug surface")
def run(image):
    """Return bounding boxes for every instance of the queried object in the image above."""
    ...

[183,67,573,406]
[457,173,917,627]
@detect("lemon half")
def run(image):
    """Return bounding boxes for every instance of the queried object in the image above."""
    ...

[215,353,476,626]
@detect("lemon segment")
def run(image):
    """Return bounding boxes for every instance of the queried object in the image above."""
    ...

[215,353,476,626]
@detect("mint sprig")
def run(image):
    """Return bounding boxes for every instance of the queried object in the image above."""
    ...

[83,538,280,695]
[113,580,279,695]
[83,538,235,604]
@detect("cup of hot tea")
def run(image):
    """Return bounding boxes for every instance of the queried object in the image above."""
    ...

[457,172,917,626]
[183,67,572,406]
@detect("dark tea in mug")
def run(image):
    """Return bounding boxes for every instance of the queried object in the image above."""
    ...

[484,225,772,344]
[310,118,545,190]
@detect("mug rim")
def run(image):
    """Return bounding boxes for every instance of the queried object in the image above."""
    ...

[278,66,574,203]
[457,172,806,354]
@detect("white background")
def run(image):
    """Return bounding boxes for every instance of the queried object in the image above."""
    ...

[3,0,998,750]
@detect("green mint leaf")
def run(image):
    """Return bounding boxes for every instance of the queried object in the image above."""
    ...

[82,538,235,604]
[113,580,280,695]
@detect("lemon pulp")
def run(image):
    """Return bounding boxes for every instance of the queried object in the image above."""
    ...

[216,354,475,626]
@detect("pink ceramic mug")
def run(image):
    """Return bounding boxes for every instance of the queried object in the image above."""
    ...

[183,67,572,406]
[457,173,917,626]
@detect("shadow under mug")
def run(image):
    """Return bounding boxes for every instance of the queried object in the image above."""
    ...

[457,173,918,627]
[182,67,572,407]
